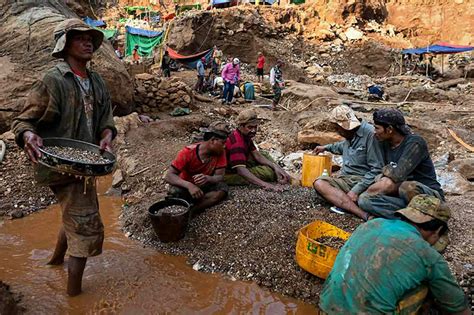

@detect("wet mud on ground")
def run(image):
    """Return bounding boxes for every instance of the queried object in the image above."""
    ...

[0,179,317,314]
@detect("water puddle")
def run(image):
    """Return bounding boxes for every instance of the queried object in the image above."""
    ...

[0,179,317,314]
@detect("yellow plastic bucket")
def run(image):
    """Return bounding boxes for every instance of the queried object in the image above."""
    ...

[301,154,331,187]
[295,220,350,279]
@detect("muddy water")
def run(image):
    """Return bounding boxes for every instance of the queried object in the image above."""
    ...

[0,179,318,314]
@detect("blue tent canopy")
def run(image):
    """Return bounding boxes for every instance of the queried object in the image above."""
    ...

[83,16,106,28]
[212,0,231,4]
[125,26,163,38]
[402,44,474,55]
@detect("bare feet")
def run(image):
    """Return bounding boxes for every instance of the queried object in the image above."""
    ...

[47,255,65,265]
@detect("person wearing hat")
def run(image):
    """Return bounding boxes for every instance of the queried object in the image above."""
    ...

[195,56,206,93]
[313,105,383,221]
[165,121,230,215]
[11,18,116,296]
[132,44,140,64]
[224,109,290,191]
[221,57,241,105]
[320,195,469,314]
[269,60,284,110]
[358,108,444,218]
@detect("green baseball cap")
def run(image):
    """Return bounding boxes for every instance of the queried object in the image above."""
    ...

[396,194,450,224]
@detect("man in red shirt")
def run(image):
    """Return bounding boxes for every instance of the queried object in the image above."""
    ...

[256,52,265,82]
[224,109,290,191]
[165,122,230,215]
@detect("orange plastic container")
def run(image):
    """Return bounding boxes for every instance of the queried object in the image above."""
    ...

[295,220,351,279]
[301,154,331,187]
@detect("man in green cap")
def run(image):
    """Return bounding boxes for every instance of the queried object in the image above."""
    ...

[11,18,116,296]
[320,195,469,315]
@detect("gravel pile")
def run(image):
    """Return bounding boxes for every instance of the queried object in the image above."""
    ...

[158,205,188,215]
[43,146,112,164]
[122,186,361,303]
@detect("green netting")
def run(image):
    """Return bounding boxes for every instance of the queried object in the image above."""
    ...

[100,29,118,40]
[177,4,202,14]
[124,6,152,13]
[125,32,163,56]
[291,0,305,4]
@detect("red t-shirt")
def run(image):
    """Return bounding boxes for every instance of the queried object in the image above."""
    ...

[257,55,265,69]
[225,129,257,168]
[171,143,227,183]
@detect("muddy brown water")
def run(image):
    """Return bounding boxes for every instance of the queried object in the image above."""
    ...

[0,178,317,314]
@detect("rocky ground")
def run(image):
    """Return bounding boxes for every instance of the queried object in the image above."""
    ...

[0,281,23,314]
[114,108,473,305]
[0,133,55,218]
[1,0,473,311]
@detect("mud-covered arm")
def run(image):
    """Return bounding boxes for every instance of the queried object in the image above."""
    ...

[11,80,59,148]
[428,257,470,314]
[351,134,384,194]
[382,140,427,183]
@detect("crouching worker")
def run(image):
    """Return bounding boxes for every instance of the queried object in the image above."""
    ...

[224,109,290,192]
[358,108,445,219]
[313,105,383,221]
[320,195,470,315]
[165,122,230,215]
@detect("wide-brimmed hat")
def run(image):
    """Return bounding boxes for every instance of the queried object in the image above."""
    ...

[330,105,361,130]
[202,121,230,139]
[236,109,261,125]
[52,18,104,58]
[396,195,450,224]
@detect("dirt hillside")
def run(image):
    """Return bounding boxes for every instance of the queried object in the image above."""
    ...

[0,2,134,133]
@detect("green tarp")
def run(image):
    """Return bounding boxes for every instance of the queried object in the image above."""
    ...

[125,33,163,56]
[291,0,305,4]
[100,29,118,40]
[124,6,152,13]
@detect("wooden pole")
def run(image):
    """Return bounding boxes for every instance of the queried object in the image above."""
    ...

[400,53,403,74]
[441,54,444,74]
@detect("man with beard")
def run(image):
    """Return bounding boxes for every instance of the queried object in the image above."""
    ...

[224,109,290,191]
[11,18,116,296]
[313,105,383,221]
[165,121,230,215]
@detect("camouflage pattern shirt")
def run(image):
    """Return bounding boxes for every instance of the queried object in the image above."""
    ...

[320,219,468,314]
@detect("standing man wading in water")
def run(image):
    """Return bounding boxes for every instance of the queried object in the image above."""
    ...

[12,19,116,297]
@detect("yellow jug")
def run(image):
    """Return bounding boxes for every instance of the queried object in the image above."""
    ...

[301,154,331,187]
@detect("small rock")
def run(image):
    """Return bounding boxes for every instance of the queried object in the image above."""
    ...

[345,27,364,40]
[112,169,124,188]
[11,209,24,219]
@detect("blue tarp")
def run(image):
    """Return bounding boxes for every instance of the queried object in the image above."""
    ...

[402,45,474,55]
[83,16,106,28]
[125,26,163,38]
[212,0,231,4]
